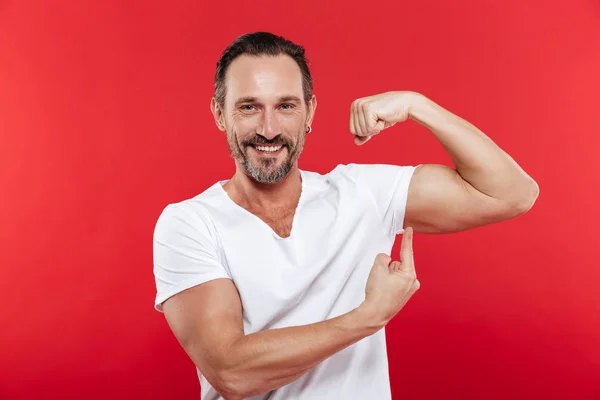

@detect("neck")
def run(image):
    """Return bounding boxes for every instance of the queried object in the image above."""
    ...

[223,165,302,210]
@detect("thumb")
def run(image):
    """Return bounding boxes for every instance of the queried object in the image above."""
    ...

[354,135,371,146]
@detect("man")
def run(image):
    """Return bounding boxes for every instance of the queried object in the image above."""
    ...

[153,32,538,399]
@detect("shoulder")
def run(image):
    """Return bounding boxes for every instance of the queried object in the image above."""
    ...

[302,163,374,183]
[154,182,226,241]
[300,164,418,192]
[318,163,418,184]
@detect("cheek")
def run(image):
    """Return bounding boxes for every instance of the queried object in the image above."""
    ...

[230,115,258,136]
[283,117,302,131]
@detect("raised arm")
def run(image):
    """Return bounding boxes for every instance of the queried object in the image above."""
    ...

[403,94,539,233]
[349,91,540,234]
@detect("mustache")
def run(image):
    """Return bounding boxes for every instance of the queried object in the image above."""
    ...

[242,136,290,147]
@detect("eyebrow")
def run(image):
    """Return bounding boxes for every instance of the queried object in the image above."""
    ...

[234,95,302,106]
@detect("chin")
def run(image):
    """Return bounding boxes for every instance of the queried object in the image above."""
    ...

[244,163,292,184]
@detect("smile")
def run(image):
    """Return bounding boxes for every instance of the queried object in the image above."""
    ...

[250,145,285,155]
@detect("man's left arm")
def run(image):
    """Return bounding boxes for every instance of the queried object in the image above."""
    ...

[350,91,540,234]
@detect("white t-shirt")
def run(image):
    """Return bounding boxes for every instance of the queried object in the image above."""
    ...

[153,163,418,400]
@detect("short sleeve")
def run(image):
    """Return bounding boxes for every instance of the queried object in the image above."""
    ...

[152,203,232,312]
[341,163,420,236]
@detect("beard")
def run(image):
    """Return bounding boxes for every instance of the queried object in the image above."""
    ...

[227,129,306,184]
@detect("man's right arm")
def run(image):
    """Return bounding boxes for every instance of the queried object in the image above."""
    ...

[162,278,384,400]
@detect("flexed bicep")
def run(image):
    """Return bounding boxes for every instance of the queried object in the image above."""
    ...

[404,164,518,234]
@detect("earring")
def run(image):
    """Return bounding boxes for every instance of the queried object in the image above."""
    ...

[306,126,312,134]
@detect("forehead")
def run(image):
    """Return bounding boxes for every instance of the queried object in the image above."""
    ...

[225,54,303,101]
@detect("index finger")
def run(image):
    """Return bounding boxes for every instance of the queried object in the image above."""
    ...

[399,226,414,271]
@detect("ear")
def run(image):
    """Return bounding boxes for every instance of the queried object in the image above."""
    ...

[306,94,317,129]
[210,97,226,132]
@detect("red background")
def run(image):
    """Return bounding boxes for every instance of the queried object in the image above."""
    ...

[1,1,599,399]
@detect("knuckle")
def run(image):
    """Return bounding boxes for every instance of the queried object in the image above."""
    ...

[413,279,421,291]
[375,253,391,264]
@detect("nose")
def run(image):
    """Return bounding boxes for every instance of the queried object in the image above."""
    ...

[257,109,281,140]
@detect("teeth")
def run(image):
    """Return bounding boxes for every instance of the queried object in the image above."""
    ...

[256,145,281,152]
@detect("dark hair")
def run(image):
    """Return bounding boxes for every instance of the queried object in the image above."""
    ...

[214,32,313,107]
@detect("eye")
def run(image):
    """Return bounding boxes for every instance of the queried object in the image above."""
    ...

[280,103,294,110]
[240,105,255,111]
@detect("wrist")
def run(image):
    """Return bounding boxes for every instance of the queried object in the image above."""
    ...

[353,302,386,334]
[406,91,431,122]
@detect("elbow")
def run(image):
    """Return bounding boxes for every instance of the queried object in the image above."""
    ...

[511,178,540,216]
[213,369,256,400]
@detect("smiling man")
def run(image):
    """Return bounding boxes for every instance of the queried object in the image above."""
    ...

[153,32,539,400]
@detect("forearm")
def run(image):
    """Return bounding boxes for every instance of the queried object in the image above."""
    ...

[220,306,381,398]
[408,94,539,208]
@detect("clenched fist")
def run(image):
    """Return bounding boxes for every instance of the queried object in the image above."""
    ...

[349,91,422,145]
[359,227,420,326]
